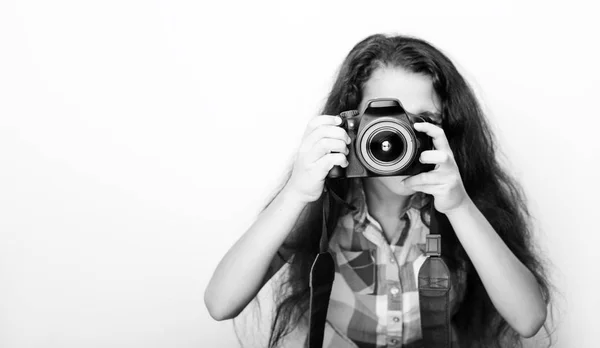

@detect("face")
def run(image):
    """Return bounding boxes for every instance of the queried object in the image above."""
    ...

[360,65,442,196]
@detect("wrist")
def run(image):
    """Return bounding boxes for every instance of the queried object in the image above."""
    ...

[279,186,310,208]
[444,195,474,220]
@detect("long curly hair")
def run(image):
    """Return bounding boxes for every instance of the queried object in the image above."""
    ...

[237,34,553,348]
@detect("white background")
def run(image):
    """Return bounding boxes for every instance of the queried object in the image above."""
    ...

[1,1,599,347]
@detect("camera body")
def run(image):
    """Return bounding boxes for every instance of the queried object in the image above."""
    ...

[328,98,435,179]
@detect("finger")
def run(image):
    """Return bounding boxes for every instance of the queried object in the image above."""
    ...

[419,150,449,165]
[314,153,348,175]
[407,184,444,195]
[303,125,351,150]
[304,115,342,135]
[413,122,451,152]
[305,138,349,163]
[403,172,444,187]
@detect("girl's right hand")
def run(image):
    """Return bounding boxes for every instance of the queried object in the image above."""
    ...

[283,115,352,204]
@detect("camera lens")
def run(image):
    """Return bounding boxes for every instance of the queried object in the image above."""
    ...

[369,130,405,163]
[358,120,416,175]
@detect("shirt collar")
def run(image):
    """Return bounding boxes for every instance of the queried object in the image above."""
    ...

[344,178,430,226]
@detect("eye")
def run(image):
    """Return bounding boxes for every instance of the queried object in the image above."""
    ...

[419,111,443,125]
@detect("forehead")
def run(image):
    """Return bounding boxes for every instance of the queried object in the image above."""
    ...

[360,66,441,114]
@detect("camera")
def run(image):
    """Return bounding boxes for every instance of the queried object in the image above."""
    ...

[328,98,435,179]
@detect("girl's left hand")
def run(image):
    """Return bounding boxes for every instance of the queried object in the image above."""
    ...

[402,122,470,214]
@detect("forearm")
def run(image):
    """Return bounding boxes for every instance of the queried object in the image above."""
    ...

[204,188,307,321]
[445,197,546,337]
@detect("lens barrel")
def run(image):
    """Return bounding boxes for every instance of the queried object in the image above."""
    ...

[358,119,416,175]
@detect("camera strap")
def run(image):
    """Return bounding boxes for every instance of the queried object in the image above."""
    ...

[418,201,452,347]
[307,184,336,348]
[308,186,452,348]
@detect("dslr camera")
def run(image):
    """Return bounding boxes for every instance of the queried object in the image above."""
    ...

[328,98,435,179]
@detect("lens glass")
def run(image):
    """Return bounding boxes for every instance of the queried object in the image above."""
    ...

[369,130,405,163]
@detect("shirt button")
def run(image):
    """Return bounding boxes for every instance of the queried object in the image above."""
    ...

[390,287,400,296]
[390,338,398,344]
[392,316,400,322]
[390,257,396,263]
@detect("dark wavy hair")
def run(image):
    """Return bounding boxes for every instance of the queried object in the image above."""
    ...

[235,34,553,348]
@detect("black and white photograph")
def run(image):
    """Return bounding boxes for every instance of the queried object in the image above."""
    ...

[1,1,598,347]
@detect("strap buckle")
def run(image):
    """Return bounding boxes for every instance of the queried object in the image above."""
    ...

[425,235,441,257]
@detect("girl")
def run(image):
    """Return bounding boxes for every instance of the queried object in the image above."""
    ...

[204,34,552,347]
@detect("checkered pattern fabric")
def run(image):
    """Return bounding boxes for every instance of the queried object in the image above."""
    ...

[304,178,466,348]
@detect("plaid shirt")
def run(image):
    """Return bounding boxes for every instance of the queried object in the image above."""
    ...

[305,178,466,348]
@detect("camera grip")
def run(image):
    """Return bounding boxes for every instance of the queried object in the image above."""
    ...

[326,110,358,179]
